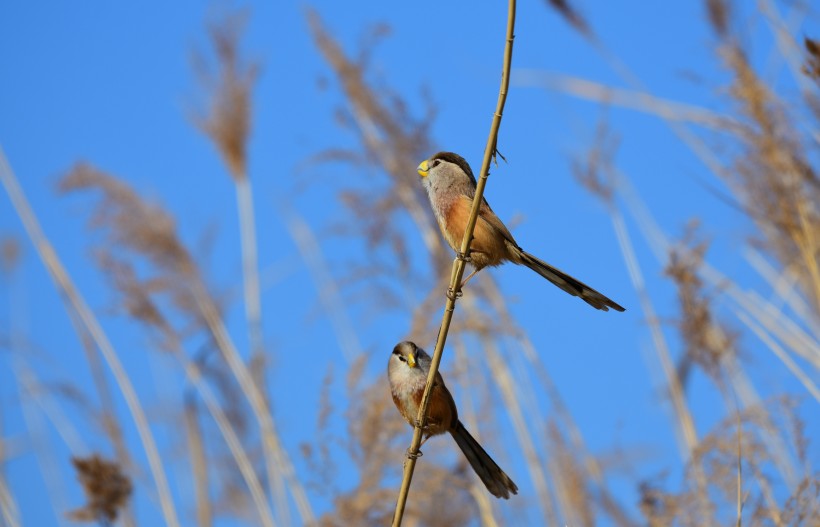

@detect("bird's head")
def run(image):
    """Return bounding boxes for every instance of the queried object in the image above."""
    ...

[391,341,420,369]
[417,151,476,186]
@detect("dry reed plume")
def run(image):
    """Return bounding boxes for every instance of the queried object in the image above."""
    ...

[67,454,132,526]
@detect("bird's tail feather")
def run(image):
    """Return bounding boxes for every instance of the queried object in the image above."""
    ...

[518,250,625,312]
[450,420,518,499]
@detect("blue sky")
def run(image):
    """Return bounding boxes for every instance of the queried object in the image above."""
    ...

[1,1,818,526]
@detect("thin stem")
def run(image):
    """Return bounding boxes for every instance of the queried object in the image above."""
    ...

[190,284,314,524]
[482,338,551,519]
[235,177,264,363]
[620,175,820,369]
[235,175,290,525]
[183,396,212,527]
[608,205,713,518]
[282,206,361,363]
[735,397,742,527]
[180,358,277,527]
[391,2,516,525]
[0,474,20,527]
[15,361,70,526]
[735,310,820,404]
[0,147,182,527]
[453,338,500,527]
[514,70,742,132]
[610,208,699,456]
[63,300,136,527]
[149,317,276,527]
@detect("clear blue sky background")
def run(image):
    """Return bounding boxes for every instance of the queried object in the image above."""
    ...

[1,1,818,526]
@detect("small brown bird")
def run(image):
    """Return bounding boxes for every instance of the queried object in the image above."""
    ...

[418,151,625,312]
[388,341,518,499]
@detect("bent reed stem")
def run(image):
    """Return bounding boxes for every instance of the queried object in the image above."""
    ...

[390,1,517,525]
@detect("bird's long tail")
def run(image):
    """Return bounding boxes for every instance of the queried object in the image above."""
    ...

[450,420,518,499]
[518,250,625,312]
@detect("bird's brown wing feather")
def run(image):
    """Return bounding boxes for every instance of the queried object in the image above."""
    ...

[407,374,457,436]
[476,198,518,247]
[446,195,516,267]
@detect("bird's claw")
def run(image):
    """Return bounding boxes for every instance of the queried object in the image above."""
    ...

[446,287,463,301]
[456,251,472,263]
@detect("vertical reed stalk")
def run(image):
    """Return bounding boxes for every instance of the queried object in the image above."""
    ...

[391,1,516,524]
[234,174,289,525]
[235,177,263,362]
[184,395,212,527]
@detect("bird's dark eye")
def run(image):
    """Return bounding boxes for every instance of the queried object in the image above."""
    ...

[398,355,406,362]
[431,159,440,168]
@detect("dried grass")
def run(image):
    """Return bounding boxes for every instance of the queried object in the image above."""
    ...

[59,164,282,527]
[544,0,592,37]
[67,454,132,525]
[192,10,258,180]
[719,44,820,314]
[665,224,738,388]
[705,0,731,37]
[1,149,182,527]
[184,395,212,527]
[803,37,820,84]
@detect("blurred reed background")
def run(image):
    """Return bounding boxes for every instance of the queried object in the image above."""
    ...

[0,1,818,526]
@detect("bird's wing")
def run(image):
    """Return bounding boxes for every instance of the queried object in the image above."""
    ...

[456,194,519,248]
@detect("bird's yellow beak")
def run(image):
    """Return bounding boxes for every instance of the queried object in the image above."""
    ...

[417,160,430,178]
[406,352,417,368]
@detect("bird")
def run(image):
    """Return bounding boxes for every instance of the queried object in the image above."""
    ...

[388,341,518,499]
[417,151,625,312]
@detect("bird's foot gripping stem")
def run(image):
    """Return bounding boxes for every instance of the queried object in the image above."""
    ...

[455,251,472,264]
